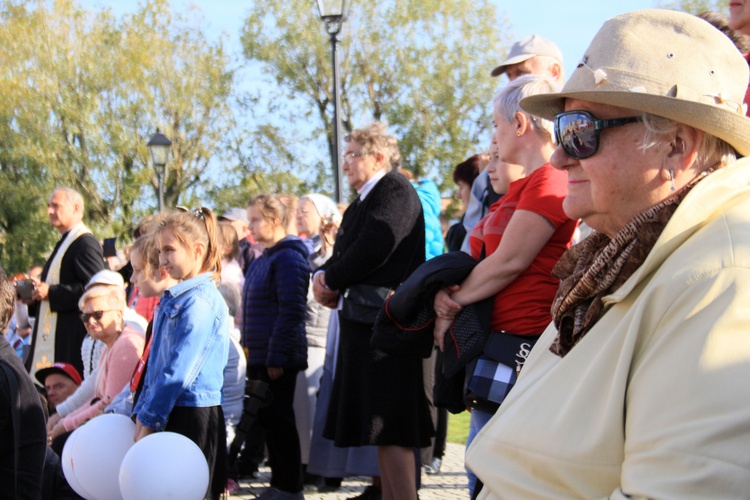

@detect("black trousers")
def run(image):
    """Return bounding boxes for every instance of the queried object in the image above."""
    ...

[166,405,226,500]
[248,366,303,493]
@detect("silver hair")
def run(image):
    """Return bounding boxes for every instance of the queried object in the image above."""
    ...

[345,121,401,172]
[53,187,84,212]
[638,114,737,171]
[493,74,559,142]
[78,284,126,313]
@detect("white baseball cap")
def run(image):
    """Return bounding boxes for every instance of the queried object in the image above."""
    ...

[219,207,249,226]
[85,270,125,290]
[491,34,563,77]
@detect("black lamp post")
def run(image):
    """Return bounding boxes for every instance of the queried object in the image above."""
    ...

[317,0,351,203]
[147,129,172,211]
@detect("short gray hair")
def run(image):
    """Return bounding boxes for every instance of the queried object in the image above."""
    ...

[53,187,84,212]
[345,121,401,172]
[78,284,126,313]
[493,74,559,142]
[638,114,737,171]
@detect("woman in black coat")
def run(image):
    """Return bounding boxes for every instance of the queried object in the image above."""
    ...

[313,121,432,500]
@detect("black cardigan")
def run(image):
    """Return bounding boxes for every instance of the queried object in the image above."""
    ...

[322,171,425,291]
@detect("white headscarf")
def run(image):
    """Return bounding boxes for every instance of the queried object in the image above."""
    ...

[301,193,341,225]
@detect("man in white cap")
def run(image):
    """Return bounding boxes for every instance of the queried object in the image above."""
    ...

[490,34,564,84]
[460,34,566,254]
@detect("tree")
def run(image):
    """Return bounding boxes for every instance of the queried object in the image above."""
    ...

[239,0,510,199]
[0,0,235,271]
[658,0,729,13]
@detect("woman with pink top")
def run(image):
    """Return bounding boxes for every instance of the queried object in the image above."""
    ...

[47,283,144,454]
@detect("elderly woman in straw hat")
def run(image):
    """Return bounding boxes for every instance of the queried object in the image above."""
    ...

[465,9,750,499]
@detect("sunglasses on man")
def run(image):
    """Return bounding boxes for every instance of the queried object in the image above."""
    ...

[554,111,640,159]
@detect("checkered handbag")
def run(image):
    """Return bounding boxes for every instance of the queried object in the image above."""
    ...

[464,331,540,413]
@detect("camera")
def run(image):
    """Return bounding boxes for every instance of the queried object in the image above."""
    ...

[16,279,34,300]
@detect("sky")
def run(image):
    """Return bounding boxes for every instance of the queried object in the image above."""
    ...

[500,1,660,78]
[79,0,661,79]
[74,0,664,189]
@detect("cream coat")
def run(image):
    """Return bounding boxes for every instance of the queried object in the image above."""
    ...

[467,157,750,499]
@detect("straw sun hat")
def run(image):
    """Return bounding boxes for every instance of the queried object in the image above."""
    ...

[521,9,750,157]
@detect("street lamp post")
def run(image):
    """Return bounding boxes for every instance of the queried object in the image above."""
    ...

[147,129,172,211]
[317,0,351,203]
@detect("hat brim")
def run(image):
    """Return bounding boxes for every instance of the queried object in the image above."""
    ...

[490,54,534,77]
[35,366,61,385]
[521,90,750,157]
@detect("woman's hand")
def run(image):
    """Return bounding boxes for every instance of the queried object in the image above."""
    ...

[434,285,462,320]
[313,272,339,308]
[46,412,61,433]
[320,217,340,255]
[48,421,66,445]
[95,395,111,414]
[433,316,454,352]
[134,419,156,442]
[433,285,462,351]
[267,366,284,381]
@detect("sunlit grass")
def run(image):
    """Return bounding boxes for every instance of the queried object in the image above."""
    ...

[447,410,470,444]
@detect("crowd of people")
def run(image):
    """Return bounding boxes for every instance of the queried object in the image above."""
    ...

[3,6,750,500]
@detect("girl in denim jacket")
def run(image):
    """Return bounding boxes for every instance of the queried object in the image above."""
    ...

[132,207,230,500]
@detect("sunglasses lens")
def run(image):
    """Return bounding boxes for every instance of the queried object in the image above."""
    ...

[557,112,597,159]
[80,310,104,322]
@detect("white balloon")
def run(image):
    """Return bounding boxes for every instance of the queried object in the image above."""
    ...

[61,426,94,500]
[119,432,209,500]
[69,414,136,500]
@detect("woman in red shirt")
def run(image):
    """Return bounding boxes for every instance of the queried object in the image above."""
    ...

[433,74,579,496]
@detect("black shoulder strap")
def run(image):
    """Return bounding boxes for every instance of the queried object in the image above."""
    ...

[0,360,20,500]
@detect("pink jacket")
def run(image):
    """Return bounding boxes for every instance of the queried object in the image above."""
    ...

[62,325,144,431]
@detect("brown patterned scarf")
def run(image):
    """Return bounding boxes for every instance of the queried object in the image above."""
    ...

[549,170,713,357]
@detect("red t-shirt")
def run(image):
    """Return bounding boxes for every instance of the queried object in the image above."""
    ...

[133,291,159,323]
[469,163,577,335]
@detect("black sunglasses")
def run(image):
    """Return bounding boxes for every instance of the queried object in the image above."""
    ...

[80,309,117,323]
[554,111,640,159]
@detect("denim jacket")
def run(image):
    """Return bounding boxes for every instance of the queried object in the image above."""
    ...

[133,273,229,430]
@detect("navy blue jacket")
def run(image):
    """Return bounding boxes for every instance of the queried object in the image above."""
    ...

[242,236,310,370]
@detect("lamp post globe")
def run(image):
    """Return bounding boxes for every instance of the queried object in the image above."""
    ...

[317,0,351,203]
[147,129,171,211]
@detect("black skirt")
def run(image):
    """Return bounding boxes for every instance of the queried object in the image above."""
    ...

[166,405,226,500]
[323,313,434,448]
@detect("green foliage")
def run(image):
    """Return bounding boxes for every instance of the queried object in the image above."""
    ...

[1,0,514,269]
[656,0,729,14]
[0,0,236,268]
[239,0,510,199]
[447,408,469,444]
[0,159,55,274]
[206,124,309,214]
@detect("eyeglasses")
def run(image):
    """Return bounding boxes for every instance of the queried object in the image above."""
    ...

[80,310,117,323]
[554,111,640,159]
[343,151,369,164]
